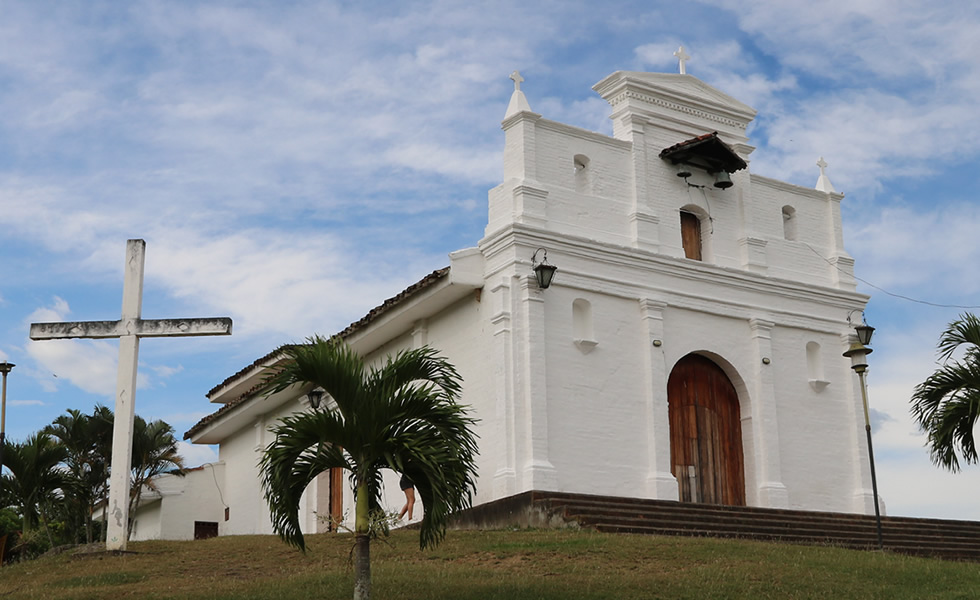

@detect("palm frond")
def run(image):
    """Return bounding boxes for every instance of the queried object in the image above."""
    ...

[911,313,980,472]
[938,313,980,362]
[260,409,352,550]
[375,385,479,549]
[261,335,366,418]
[259,337,478,554]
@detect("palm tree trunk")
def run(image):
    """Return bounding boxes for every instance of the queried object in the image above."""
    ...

[40,511,55,548]
[353,480,371,600]
[85,506,93,544]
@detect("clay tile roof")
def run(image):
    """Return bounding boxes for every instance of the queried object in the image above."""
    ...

[184,267,451,440]
[659,131,747,173]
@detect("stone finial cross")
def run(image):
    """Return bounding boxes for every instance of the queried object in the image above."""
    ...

[815,156,836,193]
[674,46,691,75]
[510,70,524,92]
[30,239,232,551]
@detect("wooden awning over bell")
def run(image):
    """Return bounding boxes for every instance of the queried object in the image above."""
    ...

[659,132,747,174]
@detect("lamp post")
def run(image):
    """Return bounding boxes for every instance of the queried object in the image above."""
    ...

[842,319,883,551]
[0,361,13,498]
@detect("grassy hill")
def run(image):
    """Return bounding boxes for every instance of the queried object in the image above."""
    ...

[1,528,978,599]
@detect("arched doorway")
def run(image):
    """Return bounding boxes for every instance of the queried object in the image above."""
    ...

[668,354,745,506]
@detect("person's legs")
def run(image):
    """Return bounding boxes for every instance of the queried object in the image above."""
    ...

[399,487,416,520]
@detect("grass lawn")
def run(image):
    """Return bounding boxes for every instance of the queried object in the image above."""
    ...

[1,528,978,599]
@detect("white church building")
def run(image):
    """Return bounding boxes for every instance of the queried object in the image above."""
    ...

[135,65,876,539]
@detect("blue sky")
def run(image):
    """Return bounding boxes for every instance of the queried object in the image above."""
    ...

[2,1,980,520]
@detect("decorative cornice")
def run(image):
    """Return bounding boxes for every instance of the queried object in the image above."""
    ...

[739,237,768,250]
[513,184,549,200]
[608,89,748,131]
[630,212,660,225]
[501,110,542,131]
[749,318,776,334]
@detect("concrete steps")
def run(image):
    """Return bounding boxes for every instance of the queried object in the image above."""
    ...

[450,491,980,561]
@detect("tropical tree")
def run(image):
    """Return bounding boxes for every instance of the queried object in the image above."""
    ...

[911,313,980,471]
[260,336,478,600]
[128,416,185,539]
[2,432,67,541]
[44,407,112,544]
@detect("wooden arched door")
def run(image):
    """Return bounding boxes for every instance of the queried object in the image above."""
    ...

[668,354,745,506]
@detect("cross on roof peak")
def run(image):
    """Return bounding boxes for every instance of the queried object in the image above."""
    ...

[510,70,524,92]
[815,156,836,193]
[673,46,691,75]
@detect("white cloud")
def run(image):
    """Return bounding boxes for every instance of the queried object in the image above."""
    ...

[27,296,71,323]
[176,441,218,468]
[142,228,426,341]
[10,399,44,407]
[150,364,184,379]
[160,412,213,427]
[847,203,980,296]
[26,337,118,397]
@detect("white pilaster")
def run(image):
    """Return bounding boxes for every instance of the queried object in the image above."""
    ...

[639,299,678,499]
[623,116,658,251]
[748,318,788,508]
[518,274,557,489]
[411,319,428,348]
[490,278,517,497]
[826,191,856,290]
[739,237,768,274]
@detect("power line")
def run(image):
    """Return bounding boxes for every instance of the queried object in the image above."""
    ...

[804,243,980,310]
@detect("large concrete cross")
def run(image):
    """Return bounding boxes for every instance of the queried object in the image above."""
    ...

[30,239,232,551]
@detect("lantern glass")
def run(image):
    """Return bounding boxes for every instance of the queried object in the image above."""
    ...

[855,324,875,346]
[534,263,557,289]
[307,389,325,409]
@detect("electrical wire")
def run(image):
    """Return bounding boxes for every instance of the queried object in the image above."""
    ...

[683,179,715,234]
[204,462,228,510]
[804,243,980,310]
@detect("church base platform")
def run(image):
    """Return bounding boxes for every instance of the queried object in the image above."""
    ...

[449,490,980,562]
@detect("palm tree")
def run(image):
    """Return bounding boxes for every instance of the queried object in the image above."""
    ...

[911,313,980,471]
[45,407,112,544]
[2,432,67,540]
[128,416,185,539]
[90,405,114,542]
[260,336,478,600]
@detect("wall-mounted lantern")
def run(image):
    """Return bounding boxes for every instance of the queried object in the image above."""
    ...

[531,248,558,290]
[307,387,325,410]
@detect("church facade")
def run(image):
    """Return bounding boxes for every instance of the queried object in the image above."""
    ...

[167,68,874,539]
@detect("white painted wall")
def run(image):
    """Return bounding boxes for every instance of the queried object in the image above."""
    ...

[130,463,226,541]
[183,69,875,543]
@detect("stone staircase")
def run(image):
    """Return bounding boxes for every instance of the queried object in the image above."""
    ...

[450,491,980,561]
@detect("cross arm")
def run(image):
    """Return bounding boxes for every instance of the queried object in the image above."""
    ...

[30,317,233,340]
[136,318,233,338]
[30,321,127,340]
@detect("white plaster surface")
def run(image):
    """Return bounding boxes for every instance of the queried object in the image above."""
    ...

[172,68,873,540]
